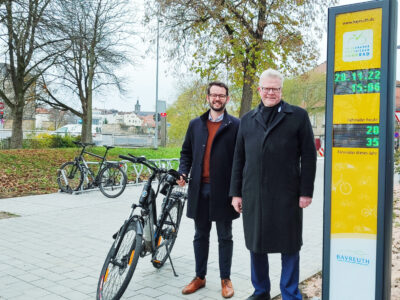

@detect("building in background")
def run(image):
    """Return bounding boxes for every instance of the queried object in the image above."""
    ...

[298,62,327,152]
[133,99,156,134]
[35,107,78,130]
[35,108,51,129]
[134,99,155,118]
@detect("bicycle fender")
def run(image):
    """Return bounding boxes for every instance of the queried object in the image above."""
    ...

[126,215,144,236]
[136,220,143,236]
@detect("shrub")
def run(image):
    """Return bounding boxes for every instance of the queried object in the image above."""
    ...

[51,135,78,148]
[395,150,400,174]
[26,133,79,149]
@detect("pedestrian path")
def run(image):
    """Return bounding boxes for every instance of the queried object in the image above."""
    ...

[0,160,324,300]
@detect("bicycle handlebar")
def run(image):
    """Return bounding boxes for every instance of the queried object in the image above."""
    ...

[177,173,190,183]
[119,154,161,172]
[119,154,188,182]
[119,154,148,165]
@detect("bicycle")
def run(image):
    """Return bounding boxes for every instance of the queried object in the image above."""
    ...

[96,154,189,300]
[56,141,127,198]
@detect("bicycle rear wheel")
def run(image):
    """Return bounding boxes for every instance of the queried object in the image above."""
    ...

[98,164,127,198]
[152,199,182,268]
[97,220,142,300]
[57,161,83,193]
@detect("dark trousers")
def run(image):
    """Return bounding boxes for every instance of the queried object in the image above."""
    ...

[250,251,302,300]
[193,183,233,279]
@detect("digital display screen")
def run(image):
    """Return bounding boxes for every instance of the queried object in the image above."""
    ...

[334,68,381,95]
[333,124,379,148]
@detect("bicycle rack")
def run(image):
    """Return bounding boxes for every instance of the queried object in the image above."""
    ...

[68,158,181,195]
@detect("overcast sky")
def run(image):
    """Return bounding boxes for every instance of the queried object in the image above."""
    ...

[94,0,400,112]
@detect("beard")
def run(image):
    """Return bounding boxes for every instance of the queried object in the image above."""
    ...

[209,101,226,112]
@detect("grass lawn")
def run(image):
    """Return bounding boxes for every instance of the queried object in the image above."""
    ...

[0,147,181,198]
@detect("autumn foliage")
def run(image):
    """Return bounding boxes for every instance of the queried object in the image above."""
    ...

[0,149,76,198]
[0,147,181,199]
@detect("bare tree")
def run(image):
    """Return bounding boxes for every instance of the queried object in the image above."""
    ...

[39,0,136,143]
[47,107,70,130]
[0,0,68,148]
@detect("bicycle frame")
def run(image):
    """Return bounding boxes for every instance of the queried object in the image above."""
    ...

[111,157,183,264]
[71,143,113,187]
[130,171,159,251]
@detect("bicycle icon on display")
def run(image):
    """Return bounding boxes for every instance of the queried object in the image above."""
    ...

[332,175,352,195]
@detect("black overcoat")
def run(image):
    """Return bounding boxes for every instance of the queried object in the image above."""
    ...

[229,101,317,254]
[179,110,240,221]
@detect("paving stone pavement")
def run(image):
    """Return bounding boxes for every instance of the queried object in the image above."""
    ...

[0,159,324,300]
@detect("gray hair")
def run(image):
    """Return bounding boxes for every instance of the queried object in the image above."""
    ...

[259,69,284,87]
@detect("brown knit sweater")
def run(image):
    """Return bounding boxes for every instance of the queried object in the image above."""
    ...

[201,120,221,183]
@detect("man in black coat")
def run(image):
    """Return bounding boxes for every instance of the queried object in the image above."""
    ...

[177,81,240,298]
[230,69,317,300]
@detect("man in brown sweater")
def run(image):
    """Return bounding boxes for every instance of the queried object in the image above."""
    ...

[178,81,240,298]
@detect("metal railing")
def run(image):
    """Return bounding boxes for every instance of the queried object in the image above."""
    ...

[0,129,157,149]
[99,133,155,147]
[127,158,180,184]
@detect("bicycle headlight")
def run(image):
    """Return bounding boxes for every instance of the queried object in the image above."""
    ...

[165,174,176,185]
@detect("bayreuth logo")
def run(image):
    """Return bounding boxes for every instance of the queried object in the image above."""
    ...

[336,250,370,266]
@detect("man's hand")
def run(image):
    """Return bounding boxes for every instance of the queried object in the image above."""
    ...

[232,196,243,213]
[176,174,186,187]
[299,196,312,208]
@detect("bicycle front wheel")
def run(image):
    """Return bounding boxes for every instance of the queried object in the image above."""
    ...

[97,220,142,300]
[152,199,182,268]
[98,164,127,198]
[57,161,83,193]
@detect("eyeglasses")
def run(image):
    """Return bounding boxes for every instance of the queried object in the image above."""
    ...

[260,87,281,93]
[209,94,227,99]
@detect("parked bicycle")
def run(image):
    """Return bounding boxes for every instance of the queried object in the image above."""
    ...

[96,154,189,300]
[57,141,127,198]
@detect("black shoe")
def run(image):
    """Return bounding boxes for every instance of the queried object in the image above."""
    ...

[246,293,271,300]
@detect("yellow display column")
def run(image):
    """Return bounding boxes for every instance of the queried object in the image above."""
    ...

[329,8,382,300]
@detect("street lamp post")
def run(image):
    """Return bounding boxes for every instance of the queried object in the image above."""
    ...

[154,17,160,149]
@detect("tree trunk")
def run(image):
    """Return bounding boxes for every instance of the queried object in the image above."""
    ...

[239,48,260,118]
[81,82,93,144]
[81,111,92,143]
[239,70,255,118]
[82,44,95,144]
[80,80,93,143]
[10,103,24,149]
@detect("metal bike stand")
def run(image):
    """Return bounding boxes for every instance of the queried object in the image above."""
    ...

[166,242,179,277]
